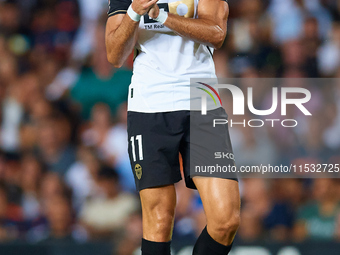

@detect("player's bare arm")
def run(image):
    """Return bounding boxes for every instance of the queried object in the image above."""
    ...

[105,0,158,68]
[148,0,229,49]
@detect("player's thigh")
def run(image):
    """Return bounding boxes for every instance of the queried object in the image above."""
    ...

[139,185,177,240]
[193,177,240,227]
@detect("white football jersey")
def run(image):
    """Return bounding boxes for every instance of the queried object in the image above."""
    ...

[108,0,220,113]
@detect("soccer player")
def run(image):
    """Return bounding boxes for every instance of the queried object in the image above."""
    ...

[106,0,240,254]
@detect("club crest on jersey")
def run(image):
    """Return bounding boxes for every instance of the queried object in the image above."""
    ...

[169,0,194,18]
[143,0,195,30]
[135,164,142,180]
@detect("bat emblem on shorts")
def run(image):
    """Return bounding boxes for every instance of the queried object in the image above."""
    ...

[135,164,142,180]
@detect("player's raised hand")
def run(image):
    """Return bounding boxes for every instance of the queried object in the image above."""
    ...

[148,3,160,19]
[131,0,159,16]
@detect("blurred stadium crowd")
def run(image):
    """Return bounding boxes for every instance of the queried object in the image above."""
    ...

[0,0,339,254]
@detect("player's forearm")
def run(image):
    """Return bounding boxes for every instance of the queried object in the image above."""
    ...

[164,14,225,49]
[106,15,139,68]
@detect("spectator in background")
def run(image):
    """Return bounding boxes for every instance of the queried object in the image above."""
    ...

[294,179,340,241]
[20,98,54,150]
[295,113,335,163]
[80,166,139,240]
[0,182,21,242]
[70,20,132,120]
[301,17,321,77]
[39,194,78,244]
[281,40,307,75]
[0,43,17,87]
[36,114,76,176]
[65,146,103,212]
[234,179,267,242]
[281,179,306,211]
[115,212,143,255]
[2,153,22,206]
[26,172,73,243]
[40,172,71,209]
[229,112,278,167]
[263,180,295,241]
[318,23,340,77]
[0,1,21,37]
[102,103,135,192]
[81,103,113,154]
[302,0,332,40]
[20,154,44,222]
[0,75,24,152]
[28,0,79,56]
[323,77,340,149]
[268,0,304,43]
[0,151,5,181]
[72,0,107,62]
[237,208,263,242]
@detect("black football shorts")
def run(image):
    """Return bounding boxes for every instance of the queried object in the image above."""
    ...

[127,107,237,191]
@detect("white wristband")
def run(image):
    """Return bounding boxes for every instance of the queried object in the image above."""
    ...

[127,5,141,22]
[154,9,168,24]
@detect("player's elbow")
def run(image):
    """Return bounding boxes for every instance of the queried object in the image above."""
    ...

[112,62,123,69]
[212,41,224,50]
[210,26,226,49]
[107,53,123,68]
[212,33,225,49]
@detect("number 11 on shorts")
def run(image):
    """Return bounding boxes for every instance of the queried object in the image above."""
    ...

[130,135,143,161]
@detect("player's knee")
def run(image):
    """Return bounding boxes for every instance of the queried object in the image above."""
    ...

[209,210,240,240]
[144,204,175,241]
[222,213,240,236]
[153,210,174,232]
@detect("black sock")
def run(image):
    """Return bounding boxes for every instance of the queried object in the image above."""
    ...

[193,227,233,255]
[141,238,171,255]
